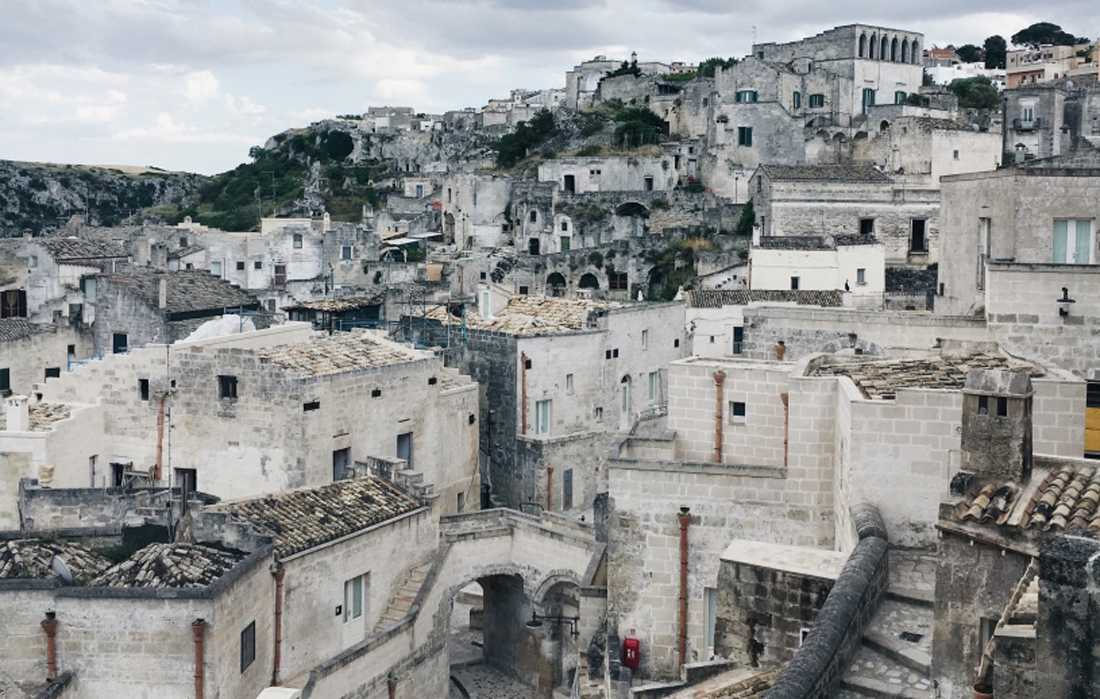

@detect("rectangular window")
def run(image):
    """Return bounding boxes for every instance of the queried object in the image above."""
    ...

[112,332,129,354]
[139,379,150,401]
[0,368,9,396]
[732,326,744,355]
[894,90,907,104]
[519,285,529,295]
[648,371,659,402]
[730,401,746,424]
[911,219,928,252]
[609,272,629,291]
[809,93,825,108]
[1,290,27,318]
[566,373,574,394]
[218,375,238,400]
[996,397,1008,418]
[1053,219,1093,264]
[641,329,649,349]
[735,90,758,103]
[396,432,413,468]
[343,573,367,622]
[529,210,537,223]
[535,399,552,436]
[210,260,223,278]
[859,218,875,236]
[737,126,753,147]
[457,491,465,512]
[254,260,263,270]
[790,276,800,290]
[341,245,353,260]
[240,621,256,672]
[792,91,802,109]
[856,268,866,285]
[274,264,287,288]
[705,588,718,653]
[595,406,604,421]
[333,447,350,481]
[644,176,654,191]
[861,88,876,113]
[44,367,60,379]
[977,218,991,290]
[236,261,245,271]
[175,467,197,494]
[560,236,571,252]
[562,468,574,510]
[293,233,303,249]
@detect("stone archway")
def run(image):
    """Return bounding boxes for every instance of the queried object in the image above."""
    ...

[547,272,567,297]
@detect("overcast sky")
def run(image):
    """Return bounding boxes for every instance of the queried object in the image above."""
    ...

[0,1,1094,175]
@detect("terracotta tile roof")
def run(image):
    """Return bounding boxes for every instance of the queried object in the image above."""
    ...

[426,295,620,335]
[759,163,892,183]
[0,319,54,342]
[1021,465,1100,532]
[0,539,112,584]
[91,543,245,589]
[258,331,423,377]
[168,244,205,260]
[213,476,421,558]
[813,354,1042,400]
[685,289,843,309]
[105,269,258,315]
[40,237,128,261]
[28,403,71,431]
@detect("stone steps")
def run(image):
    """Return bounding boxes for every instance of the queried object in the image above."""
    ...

[885,586,935,609]
[841,592,934,699]
[841,645,933,699]
[374,562,431,632]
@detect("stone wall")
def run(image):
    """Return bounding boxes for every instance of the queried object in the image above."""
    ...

[766,503,889,699]
[0,324,89,396]
[16,480,172,532]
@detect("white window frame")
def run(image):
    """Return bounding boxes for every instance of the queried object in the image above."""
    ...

[1053,219,1093,264]
[341,245,354,261]
[856,268,866,285]
[565,374,574,394]
[641,329,649,349]
[729,401,746,424]
[648,371,659,403]
[535,399,552,436]
[343,573,367,623]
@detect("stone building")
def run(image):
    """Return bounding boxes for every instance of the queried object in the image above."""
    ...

[406,293,685,512]
[750,164,940,266]
[684,289,845,358]
[0,324,479,527]
[1002,81,1100,161]
[935,151,1100,383]
[749,234,885,307]
[0,320,88,396]
[91,267,262,352]
[439,173,513,249]
[934,368,1100,698]
[605,349,1082,679]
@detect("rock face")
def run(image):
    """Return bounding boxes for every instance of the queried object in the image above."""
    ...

[0,160,207,237]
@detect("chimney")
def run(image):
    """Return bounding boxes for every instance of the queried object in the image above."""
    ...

[960,369,1033,482]
[6,395,29,432]
[158,277,168,310]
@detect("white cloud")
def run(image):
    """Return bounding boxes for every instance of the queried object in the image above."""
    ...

[183,70,221,106]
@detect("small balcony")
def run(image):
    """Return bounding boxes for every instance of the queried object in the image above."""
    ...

[1013,118,1041,132]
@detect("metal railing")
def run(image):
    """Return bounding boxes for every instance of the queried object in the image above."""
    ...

[1013,118,1041,131]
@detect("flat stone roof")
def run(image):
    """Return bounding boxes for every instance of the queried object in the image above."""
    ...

[427,295,620,335]
[685,289,843,309]
[812,353,1042,400]
[258,330,424,377]
[29,403,71,431]
[720,539,847,580]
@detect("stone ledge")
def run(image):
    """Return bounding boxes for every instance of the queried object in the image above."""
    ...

[862,629,932,674]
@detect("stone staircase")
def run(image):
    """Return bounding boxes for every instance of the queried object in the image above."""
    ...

[374,562,432,633]
[839,588,935,699]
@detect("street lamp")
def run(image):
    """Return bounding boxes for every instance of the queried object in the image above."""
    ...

[525,611,580,637]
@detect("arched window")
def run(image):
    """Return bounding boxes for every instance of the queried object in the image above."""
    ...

[911,41,921,64]
[891,37,898,62]
[869,34,877,59]
[881,36,889,61]
[901,39,910,64]
[859,34,867,58]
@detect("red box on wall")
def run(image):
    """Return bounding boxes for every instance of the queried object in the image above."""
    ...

[622,637,640,669]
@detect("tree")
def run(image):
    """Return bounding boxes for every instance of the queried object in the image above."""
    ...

[1011,22,1088,49]
[606,60,641,79]
[984,35,1007,69]
[734,199,755,236]
[947,76,1000,110]
[955,44,982,63]
[697,57,739,78]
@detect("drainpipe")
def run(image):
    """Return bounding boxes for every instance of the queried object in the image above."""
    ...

[520,352,529,436]
[387,673,397,699]
[41,611,58,682]
[272,565,286,686]
[712,371,726,463]
[155,392,166,482]
[192,618,207,699]
[780,393,790,468]
[547,466,554,512]
[677,507,691,671]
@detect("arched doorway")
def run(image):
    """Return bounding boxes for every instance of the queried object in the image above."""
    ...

[579,273,600,289]
[547,272,567,297]
[613,202,650,239]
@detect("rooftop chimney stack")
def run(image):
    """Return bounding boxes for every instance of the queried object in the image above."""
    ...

[5,395,29,432]
[960,369,1033,482]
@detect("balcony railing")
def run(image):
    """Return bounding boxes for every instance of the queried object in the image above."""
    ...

[1013,118,1041,132]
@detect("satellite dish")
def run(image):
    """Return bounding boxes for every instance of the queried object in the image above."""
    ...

[50,556,74,585]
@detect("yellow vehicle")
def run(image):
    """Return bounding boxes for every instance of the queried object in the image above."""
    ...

[1088,383,1100,457]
